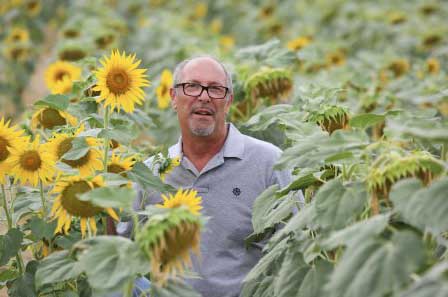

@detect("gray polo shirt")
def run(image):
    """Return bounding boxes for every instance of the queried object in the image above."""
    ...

[119,123,299,297]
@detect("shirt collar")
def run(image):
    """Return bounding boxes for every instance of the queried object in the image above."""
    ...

[168,123,245,160]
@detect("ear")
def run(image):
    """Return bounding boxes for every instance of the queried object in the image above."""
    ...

[224,93,234,114]
[170,87,177,111]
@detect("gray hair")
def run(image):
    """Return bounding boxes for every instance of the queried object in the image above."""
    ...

[172,55,233,97]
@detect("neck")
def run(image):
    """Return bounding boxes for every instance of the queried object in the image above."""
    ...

[181,124,228,171]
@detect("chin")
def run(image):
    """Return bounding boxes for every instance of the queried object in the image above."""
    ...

[189,123,215,136]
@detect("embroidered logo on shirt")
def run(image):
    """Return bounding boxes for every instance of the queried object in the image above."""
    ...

[232,187,241,197]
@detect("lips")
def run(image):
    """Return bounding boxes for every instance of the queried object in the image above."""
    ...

[192,107,215,116]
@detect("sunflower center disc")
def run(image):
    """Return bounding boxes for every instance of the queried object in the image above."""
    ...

[20,150,42,171]
[107,164,126,174]
[57,137,91,168]
[0,136,10,162]
[60,181,102,217]
[54,70,69,82]
[106,69,130,95]
[40,108,67,129]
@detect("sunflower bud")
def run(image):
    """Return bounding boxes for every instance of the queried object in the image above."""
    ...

[306,105,350,134]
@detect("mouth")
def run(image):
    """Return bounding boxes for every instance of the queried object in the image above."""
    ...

[192,108,215,117]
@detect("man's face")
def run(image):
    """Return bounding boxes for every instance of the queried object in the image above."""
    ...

[171,58,233,137]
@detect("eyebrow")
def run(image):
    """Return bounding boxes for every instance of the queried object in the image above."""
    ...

[187,79,225,86]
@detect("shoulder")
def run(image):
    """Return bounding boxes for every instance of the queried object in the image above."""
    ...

[241,133,283,161]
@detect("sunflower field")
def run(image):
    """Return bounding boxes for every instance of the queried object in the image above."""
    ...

[1,0,448,296]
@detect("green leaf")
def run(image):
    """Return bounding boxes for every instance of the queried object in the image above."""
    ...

[12,189,42,225]
[297,260,333,297]
[314,180,369,231]
[326,230,426,297]
[0,269,20,286]
[34,94,70,110]
[277,130,369,170]
[0,228,23,266]
[77,236,150,291]
[151,279,201,297]
[61,137,90,160]
[349,113,385,129]
[277,168,319,196]
[77,128,103,137]
[391,177,448,234]
[79,187,136,211]
[24,216,57,241]
[322,213,391,250]
[127,162,175,194]
[250,185,297,235]
[398,261,448,297]
[98,126,135,144]
[35,250,82,288]
[274,246,310,297]
[8,261,38,297]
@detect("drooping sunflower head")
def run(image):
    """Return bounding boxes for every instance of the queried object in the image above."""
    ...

[387,59,410,78]
[388,11,407,25]
[306,105,350,134]
[244,68,293,104]
[94,30,117,50]
[8,135,56,187]
[367,150,445,199]
[0,118,26,184]
[46,126,103,176]
[158,156,180,181]
[136,189,203,285]
[156,69,173,110]
[93,50,150,113]
[50,175,118,237]
[44,60,82,94]
[422,33,442,49]
[5,27,30,44]
[57,41,89,61]
[31,107,78,130]
[287,36,312,51]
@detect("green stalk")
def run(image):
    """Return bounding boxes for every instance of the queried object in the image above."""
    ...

[1,184,12,229]
[103,107,111,173]
[442,143,447,161]
[39,180,48,216]
[123,278,134,297]
[2,184,25,274]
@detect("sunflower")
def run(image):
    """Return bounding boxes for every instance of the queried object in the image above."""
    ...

[326,49,346,67]
[219,35,235,51]
[107,152,135,176]
[8,135,56,187]
[25,0,41,16]
[31,107,78,130]
[5,27,29,44]
[0,118,26,184]
[50,175,119,237]
[136,188,203,285]
[158,156,180,181]
[210,18,222,34]
[44,61,81,94]
[156,69,173,110]
[93,50,150,113]
[46,126,103,176]
[3,44,30,62]
[158,188,202,215]
[287,36,312,51]
[426,58,440,74]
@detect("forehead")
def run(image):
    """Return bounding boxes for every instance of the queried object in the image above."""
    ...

[181,58,227,85]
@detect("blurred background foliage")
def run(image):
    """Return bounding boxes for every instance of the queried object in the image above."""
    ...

[1,0,447,148]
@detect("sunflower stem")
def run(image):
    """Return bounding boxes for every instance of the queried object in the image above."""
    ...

[103,107,110,174]
[123,278,134,297]
[1,184,12,229]
[442,143,447,161]
[39,180,48,217]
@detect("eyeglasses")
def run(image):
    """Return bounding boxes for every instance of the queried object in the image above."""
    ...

[174,82,229,99]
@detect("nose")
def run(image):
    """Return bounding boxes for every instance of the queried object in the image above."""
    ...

[197,87,211,102]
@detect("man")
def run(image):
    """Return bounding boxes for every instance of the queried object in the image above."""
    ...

[118,56,301,297]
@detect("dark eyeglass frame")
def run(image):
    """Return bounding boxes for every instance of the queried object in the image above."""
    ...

[174,82,229,99]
